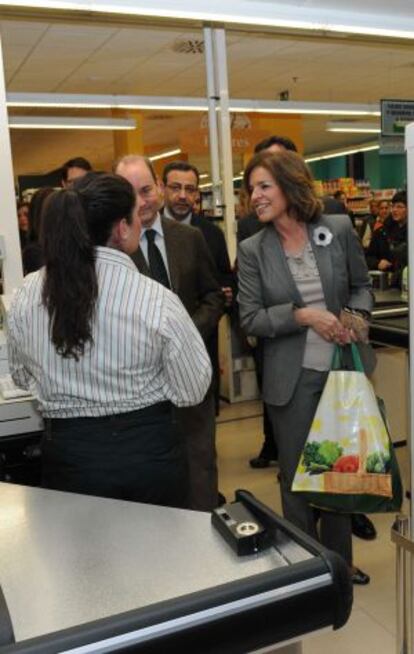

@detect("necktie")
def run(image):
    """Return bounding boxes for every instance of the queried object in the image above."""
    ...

[145,229,170,289]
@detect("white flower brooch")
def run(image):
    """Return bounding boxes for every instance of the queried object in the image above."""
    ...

[313,226,333,247]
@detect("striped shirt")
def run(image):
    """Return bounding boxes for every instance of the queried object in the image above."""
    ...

[7,247,212,418]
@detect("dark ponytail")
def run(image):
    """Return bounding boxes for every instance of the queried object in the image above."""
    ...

[40,173,136,359]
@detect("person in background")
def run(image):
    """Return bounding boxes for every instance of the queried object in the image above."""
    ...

[365,191,407,287]
[162,161,235,310]
[116,155,224,512]
[8,173,212,507]
[374,200,391,231]
[322,194,349,216]
[238,149,375,584]
[162,160,235,417]
[22,187,55,275]
[333,190,348,209]
[359,199,391,250]
[61,157,92,188]
[237,136,298,470]
[193,190,202,216]
[369,198,379,223]
[17,201,30,248]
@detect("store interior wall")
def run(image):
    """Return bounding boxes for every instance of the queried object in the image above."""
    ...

[309,151,406,190]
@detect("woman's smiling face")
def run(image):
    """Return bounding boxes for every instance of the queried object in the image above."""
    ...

[248,166,288,224]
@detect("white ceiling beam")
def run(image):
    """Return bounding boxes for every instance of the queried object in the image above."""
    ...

[6,93,381,117]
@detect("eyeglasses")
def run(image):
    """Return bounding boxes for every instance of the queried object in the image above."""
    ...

[166,183,198,195]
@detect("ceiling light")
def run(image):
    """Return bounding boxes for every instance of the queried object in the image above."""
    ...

[233,100,381,117]
[2,3,414,41]
[199,182,213,189]
[148,148,182,162]
[199,173,209,179]
[6,93,206,112]
[305,143,379,163]
[6,93,381,117]
[8,116,136,130]
[327,121,381,133]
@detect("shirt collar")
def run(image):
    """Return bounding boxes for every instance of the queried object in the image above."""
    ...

[140,213,163,242]
[95,246,137,272]
[163,206,192,226]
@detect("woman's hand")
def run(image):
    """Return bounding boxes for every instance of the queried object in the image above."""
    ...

[378,259,392,271]
[294,307,352,344]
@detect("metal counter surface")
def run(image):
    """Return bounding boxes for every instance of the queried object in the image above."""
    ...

[370,314,409,348]
[0,483,301,644]
[374,288,405,307]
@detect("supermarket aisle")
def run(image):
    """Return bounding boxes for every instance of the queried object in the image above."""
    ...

[216,400,408,654]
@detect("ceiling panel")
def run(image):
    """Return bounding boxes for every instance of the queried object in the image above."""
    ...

[2,17,414,176]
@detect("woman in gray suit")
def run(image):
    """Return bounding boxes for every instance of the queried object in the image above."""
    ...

[238,150,375,585]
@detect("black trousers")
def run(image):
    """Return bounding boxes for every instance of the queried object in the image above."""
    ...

[252,339,278,458]
[42,402,187,508]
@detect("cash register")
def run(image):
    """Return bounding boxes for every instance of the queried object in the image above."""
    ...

[0,296,43,485]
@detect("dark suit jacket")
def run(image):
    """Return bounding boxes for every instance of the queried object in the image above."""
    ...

[238,214,376,406]
[190,214,235,291]
[131,217,224,344]
[237,212,264,243]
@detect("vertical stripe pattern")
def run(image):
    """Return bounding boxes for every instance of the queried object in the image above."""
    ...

[7,247,212,418]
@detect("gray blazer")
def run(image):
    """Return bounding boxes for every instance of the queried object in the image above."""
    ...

[238,214,376,406]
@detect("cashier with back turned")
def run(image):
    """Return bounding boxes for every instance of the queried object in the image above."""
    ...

[7,172,212,508]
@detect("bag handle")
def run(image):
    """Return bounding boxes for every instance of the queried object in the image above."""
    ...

[331,343,364,373]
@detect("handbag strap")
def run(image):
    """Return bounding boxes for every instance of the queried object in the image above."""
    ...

[331,343,364,372]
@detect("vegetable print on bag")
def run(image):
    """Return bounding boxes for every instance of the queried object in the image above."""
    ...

[292,347,392,498]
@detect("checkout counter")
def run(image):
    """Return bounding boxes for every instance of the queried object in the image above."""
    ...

[0,332,42,486]
[0,485,352,654]
[370,289,409,446]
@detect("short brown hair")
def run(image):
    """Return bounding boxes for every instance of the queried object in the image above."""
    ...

[244,150,322,223]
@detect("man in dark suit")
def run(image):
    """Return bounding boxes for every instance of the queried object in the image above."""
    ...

[162,161,236,411]
[61,156,92,188]
[115,155,224,512]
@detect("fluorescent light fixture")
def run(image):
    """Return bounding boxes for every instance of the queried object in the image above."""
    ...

[6,93,381,117]
[327,121,381,133]
[199,173,209,179]
[7,94,206,112]
[305,143,379,163]
[148,148,182,162]
[233,100,381,117]
[199,175,242,188]
[2,3,414,41]
[8,116,136,130]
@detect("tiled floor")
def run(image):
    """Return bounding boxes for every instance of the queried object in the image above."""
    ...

[216,400,409,654]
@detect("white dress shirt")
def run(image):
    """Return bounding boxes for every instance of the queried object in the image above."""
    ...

[139,213,171,284]
[7,246,212,418]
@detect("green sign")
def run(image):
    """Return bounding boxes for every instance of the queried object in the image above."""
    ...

[381,99,414,136]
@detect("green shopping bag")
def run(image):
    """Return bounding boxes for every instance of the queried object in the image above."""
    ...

[291,344,403,514]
